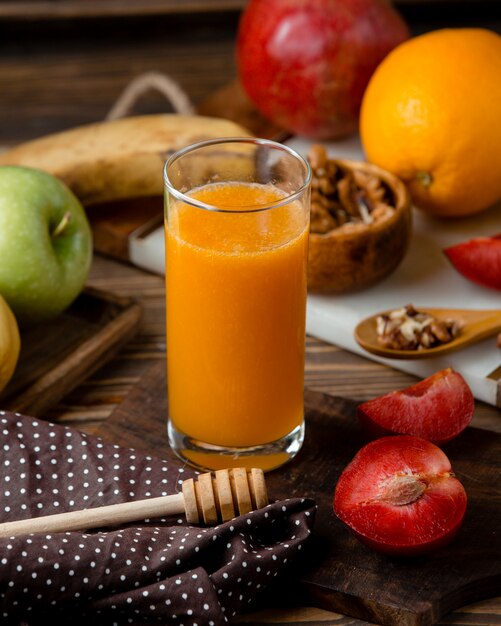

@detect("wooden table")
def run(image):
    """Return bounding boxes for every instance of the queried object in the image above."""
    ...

[59,254,498,626]
[1,5,500,624]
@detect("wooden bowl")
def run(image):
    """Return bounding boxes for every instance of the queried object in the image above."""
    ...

[307,160,412,293]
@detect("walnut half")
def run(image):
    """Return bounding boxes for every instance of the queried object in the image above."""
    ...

[376,304,463,351]
[308,144,395,234]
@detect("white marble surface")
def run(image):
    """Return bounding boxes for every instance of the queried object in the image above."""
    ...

[289,135,501,406]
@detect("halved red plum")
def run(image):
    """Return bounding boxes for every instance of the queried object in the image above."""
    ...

[444,234,501,290]
[333,436,467,556]
[357,368,474,446]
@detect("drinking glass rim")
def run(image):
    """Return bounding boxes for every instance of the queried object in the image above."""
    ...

[163,137,311,214]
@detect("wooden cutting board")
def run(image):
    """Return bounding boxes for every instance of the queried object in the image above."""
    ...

[93,360,501,626]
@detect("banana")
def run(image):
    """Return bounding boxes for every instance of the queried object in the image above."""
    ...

[0,114,253,206]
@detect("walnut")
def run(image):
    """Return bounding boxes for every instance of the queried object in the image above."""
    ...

[376,304,463,351]
[307,144,395,234]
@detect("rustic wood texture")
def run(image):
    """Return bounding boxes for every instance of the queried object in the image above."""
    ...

[198,79,288,142]
[1,8,499,148]
[67,254,499,626]
[0,7,500,624]
[87,197,164,261]
[0,0,496,21]
[0,1,247,20]
[0,14,241,146]
[93,359,501,626]
[1,287,142,418]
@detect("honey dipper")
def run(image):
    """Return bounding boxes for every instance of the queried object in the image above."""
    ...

[0,467,269,538]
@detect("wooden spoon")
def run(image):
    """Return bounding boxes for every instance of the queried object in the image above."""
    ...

[355,308,501,360]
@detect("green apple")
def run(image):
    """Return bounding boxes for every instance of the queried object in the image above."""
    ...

[0,166,92,326]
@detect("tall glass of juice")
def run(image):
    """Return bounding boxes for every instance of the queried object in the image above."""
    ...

[164,138,311,471]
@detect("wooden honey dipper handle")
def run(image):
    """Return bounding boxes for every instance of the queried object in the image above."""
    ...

[0,468,268,537]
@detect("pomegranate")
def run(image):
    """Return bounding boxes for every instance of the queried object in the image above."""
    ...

[237,0,410,139]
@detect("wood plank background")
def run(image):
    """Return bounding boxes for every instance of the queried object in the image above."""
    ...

[0,4,500,624]
[0,0,498,21]
[0,0,499,21]
[0,4,500,145]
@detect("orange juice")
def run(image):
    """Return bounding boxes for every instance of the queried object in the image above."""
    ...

[165,181,308,448]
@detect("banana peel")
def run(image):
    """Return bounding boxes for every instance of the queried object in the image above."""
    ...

[0,114,253,206]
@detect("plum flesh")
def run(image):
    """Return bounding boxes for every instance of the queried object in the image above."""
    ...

[357,368,474,446]
[334,436,467,556]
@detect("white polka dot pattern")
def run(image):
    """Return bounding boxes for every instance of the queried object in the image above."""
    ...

[0,411,316,623]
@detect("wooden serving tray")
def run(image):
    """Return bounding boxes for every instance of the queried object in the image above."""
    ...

[94,360,501,626]
[1,287,142,417]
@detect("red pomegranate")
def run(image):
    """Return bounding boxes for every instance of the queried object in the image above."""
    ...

[237,0,410,139]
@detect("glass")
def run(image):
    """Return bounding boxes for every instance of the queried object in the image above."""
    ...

[164,137,311,471]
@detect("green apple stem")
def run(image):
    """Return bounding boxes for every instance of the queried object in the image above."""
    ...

[51,211,71,238]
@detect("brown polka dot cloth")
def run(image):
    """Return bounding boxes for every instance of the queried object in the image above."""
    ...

[0,411,316,625]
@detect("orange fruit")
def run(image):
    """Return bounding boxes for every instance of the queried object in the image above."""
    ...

[360,28,501,217]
